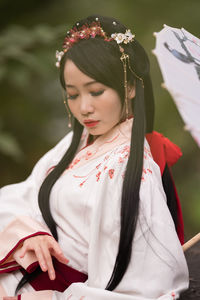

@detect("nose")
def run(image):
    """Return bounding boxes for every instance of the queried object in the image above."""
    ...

[80,96,94,115]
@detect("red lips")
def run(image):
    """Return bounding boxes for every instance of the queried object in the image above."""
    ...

[83,119,99,128]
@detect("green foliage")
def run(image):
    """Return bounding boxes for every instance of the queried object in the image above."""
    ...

[0,24,66,84]
[0,131,23,160]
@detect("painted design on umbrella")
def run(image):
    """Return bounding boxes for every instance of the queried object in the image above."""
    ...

[153,24,200,147]
[164,30,200,80]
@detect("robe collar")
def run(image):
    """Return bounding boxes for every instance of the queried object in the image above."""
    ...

[69,118,133,170]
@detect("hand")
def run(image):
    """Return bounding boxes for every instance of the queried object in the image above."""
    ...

[19,235,69,280]
[3,297,18,300]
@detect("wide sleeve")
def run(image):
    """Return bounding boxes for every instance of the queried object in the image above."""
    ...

[0,131,73,273]
[17,141,189,300]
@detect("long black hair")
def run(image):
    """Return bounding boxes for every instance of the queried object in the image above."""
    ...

[17,14,155,293]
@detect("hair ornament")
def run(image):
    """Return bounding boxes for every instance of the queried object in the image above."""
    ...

[111,29,135,44]
[55,21,135,67]
[56,50,64,68]
[55,21,112,67]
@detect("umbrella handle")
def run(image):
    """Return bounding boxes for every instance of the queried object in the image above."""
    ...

[182,233,200,252]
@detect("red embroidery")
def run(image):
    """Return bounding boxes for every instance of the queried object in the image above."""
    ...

[69,133,120,170]
[141,168,153,181]
[118,156,124,163]
[171,292,176,299]
[46,165,56,176]
[85,151,93,160]
[104,133,120,144]
[143,168,147,174]
[144,146,152,158]
[96,171,101,181]
[73,143,155,186]
[80,180,87,187]
[121,145,130,153]
[75,144,130,186]
[109,169,115,179]
[69,158,81,169]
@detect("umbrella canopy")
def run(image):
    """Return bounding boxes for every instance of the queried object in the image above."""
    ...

[153,24,200,147]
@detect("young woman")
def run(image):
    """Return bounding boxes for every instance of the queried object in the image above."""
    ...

[0,15,188,300]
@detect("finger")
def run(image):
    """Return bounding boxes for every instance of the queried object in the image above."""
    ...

[49,241,69,264]
[19,244,28,258]
[19,239,35,258]
[54,251,69,264]
[34,246,48,273]
[41,246,56,280]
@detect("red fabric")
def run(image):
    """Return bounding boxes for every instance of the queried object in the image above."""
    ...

[146,131,182,175]
[146,131,184,245]
[0,265,20,274]
[21,257,88,292]
[0,232,51,274]
[26,261,39,274]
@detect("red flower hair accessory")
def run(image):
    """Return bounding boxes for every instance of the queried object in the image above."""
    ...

[55,21,135,67]
[56,21,112,67]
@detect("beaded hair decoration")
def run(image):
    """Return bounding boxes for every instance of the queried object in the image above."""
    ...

[56,19,143,126]
[55,21,135,67]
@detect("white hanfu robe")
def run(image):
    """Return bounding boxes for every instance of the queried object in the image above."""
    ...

[0,119,189,299]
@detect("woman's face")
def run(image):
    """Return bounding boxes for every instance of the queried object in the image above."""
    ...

[64,59,123,137]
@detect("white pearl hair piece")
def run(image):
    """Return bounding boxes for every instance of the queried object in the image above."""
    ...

[113,21,117,25]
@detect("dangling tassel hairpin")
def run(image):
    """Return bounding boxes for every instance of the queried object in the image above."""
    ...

[127,56,144,88]
[119,46,144,120]
[62,89,72,128]
[120,49,129,120]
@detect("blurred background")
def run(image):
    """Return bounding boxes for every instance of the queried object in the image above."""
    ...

[0,0,199,240]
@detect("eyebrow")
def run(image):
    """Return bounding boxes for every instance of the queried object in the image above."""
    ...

[65,80,98,88]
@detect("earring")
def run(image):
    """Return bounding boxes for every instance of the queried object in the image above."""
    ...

[62,89,72,128]
[64,100,72,128]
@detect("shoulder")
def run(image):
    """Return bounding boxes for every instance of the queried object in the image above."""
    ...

[139,139,175,228]
[142,138,163,185]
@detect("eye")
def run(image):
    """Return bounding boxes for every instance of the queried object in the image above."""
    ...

[90,90,105,97]
[67,94,78,100]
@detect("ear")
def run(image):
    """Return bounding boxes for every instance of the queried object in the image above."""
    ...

[127,85,135,99]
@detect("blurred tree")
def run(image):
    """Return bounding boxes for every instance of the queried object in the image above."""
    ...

[0,22,71,185]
